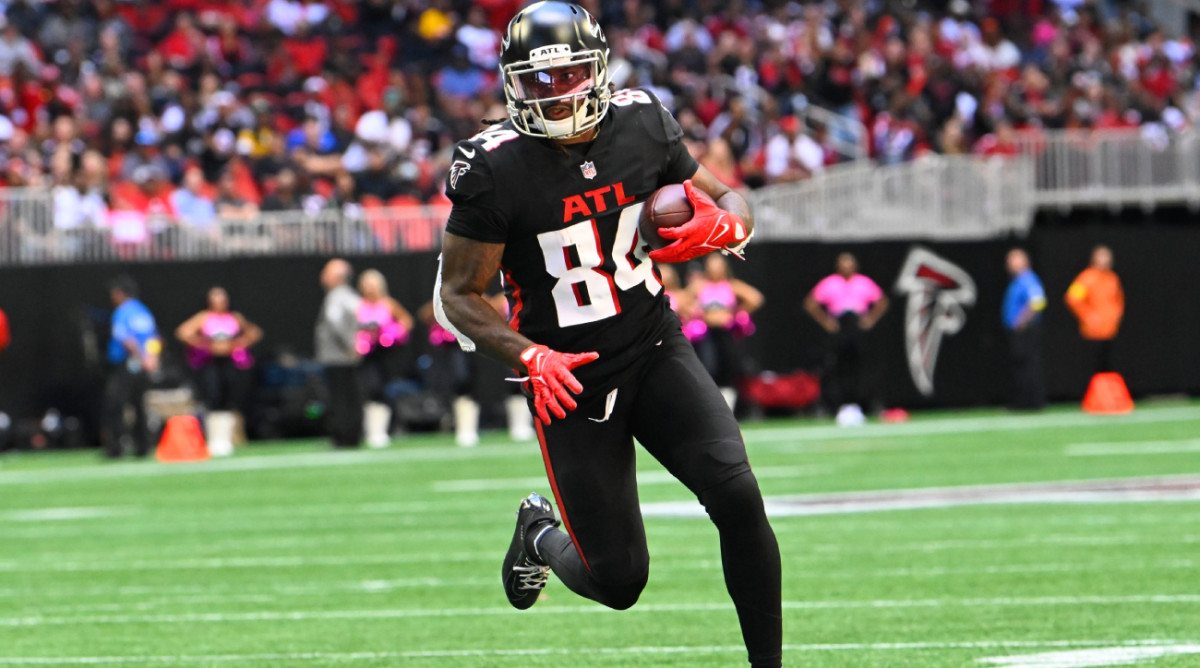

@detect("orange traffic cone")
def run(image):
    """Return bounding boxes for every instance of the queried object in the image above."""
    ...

[156,415,211,463]
[1082,372,1134,414]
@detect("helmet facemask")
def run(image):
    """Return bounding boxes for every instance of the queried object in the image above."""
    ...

[503,46,611,140]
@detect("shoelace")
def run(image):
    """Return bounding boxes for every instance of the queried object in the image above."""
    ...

[513,561,550,591]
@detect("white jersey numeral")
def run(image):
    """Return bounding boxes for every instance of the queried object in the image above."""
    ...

[612,204,660,294]
[536,204,661,328]
[473,127,520,152]
[610,90,653,107]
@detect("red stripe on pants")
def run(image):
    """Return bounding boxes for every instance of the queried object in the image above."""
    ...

[534,418,590,571]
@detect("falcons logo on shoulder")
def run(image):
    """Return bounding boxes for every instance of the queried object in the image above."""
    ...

[893,247,976,397]
[448,160,472,189]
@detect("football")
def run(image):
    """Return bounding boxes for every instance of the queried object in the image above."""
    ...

[638,183,695,251]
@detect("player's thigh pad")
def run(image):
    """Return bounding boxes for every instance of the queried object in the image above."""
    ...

[536,391,649,583]
[631,333,751,496]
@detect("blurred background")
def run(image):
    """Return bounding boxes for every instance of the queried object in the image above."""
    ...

[1,0,1199,453]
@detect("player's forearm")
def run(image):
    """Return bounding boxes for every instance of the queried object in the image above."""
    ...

[440,290,533,369]
[717,191,754,235]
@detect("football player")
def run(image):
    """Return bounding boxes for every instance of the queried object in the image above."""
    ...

[435,3,781,666]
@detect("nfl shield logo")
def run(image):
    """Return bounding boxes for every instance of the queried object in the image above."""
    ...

[580,161,597,179]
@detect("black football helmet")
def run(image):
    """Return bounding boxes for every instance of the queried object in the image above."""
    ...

[499,1,611,139]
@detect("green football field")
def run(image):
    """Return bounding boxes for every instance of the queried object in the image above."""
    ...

[3,401,1200,667]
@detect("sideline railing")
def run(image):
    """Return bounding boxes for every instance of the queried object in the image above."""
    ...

[1014,128,1200,210]
[0,198,449,265]
[748,154,1036,241]
[4,127,1199,265]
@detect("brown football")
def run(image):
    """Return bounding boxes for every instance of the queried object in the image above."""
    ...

[638,183,695,251]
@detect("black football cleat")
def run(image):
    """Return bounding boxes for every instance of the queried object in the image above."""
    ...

[502,492,559,610]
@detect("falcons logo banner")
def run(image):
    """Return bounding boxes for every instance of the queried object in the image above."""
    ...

[893,247,977,397]
[448,160,472,189]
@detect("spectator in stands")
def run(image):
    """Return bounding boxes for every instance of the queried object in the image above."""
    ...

[0,16,40,76]
[175,286,263,457]
[214,169,258,222]
[1002,248,1047,411]
[708,95,756,164]
[805,253,890,425]
[763,116,826,183]
[457,6,501,70]
[260,167,304,213]
[435,45,491,102]
[1065,245,1124,376]
[118,130,173,185]
[198,127,238,184]
[103,276,160,459]
[315,258,363,448]
[355,269,413,449]
[266,0,329,36]
[171,167,217,230]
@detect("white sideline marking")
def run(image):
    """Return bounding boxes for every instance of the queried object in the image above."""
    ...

[0,640,1191,663]
[3,596,1199,627]
[2,404,1197,485]
[0,507,134,522]
[0,551,497,573]
[979,644,1200,667]
[642,474,1200,518]
[432,465,826,492]
[0,444,534,485]
[1066,439,1200,456]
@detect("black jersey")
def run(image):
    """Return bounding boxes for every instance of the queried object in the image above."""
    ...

[444,88,700,394]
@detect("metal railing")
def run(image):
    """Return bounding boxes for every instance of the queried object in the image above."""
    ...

[748,154,1036,241]
[0,198,449,265]
[1014,128,1200,210]
[3,127,1200,264]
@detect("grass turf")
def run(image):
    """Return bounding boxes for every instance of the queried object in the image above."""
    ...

[2,400,1199,666]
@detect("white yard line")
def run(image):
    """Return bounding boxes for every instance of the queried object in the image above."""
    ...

[0,444,534,485]
[0,639,1192,663]
[2,596,1199,627]
[3,404,1197,486]
[2,530,1196,574]
[1066,439,1200,456]
[5,559,1198,605]
[978,644,1200,667]
[0,551,497,573]
[0,507,136,522]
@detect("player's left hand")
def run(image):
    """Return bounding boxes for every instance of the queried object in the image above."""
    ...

[648,180,747,264]
[520,344,600,424]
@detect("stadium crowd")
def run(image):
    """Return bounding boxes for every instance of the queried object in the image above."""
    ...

[0,0,1197,243]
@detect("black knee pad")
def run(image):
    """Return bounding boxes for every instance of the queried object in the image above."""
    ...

[699,470,768,527]
[595,574,648,611]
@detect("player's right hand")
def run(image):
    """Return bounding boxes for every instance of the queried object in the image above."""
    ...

[519,344,599,424]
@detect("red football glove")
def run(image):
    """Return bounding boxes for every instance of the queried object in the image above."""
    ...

[519,344,599,425]
[648,180,748,264]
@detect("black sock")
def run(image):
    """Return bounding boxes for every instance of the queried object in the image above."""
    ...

[524,519,557,565]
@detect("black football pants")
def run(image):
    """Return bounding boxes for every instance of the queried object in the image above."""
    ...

[532,331,783,668]
[102,364,150,458]
[325,364,364,447]
[1007,321,1046,410]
